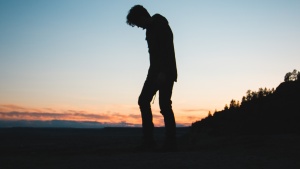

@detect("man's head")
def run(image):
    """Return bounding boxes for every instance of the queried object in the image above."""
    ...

[126,5,151,29]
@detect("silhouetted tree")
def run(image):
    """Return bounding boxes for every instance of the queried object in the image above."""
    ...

[224,104,229,110]
[245,90,252,101]
[258,88,264,98]
[284,72,292,82]
[291,69,298,81]
[229,99,240,109]
[191,69,300,137]
[208,111,212,117]
[242,96,246,103]
[285,69,299,82]
[263,87,270,96]
[251,91,258,100]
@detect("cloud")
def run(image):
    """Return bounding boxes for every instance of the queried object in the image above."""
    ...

[0,111,110,120]
[0,104,146,126]
[0,111,63,118]
[181,108,211,113]
[0,104,28,112]
[0,120,142,128]
[0,104,197,127]
[0,104,119,122]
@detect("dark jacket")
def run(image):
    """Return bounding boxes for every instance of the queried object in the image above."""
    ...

[146,14,177,82]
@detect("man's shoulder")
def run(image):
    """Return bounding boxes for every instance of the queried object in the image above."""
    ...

[152,14,168,25]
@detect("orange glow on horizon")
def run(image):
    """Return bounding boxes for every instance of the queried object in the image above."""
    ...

[0,104,206,127]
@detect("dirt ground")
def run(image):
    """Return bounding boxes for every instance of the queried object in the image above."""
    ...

[0,127,299,169]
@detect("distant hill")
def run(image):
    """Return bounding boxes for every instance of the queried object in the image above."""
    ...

[0,120,140,128]
[191,80,300,136]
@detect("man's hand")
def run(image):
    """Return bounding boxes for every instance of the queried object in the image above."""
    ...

[157,72,166,85]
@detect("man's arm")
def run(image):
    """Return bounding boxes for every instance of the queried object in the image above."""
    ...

[156,24,174,83]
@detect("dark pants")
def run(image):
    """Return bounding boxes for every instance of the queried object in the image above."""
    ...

[138,79,176,141]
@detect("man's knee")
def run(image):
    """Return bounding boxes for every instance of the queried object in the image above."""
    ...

[159,100,172,111]
[160,109,174,116]
[160,105,173,116]
[138,95,150,108]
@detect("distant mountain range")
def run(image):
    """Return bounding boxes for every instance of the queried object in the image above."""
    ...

[0,120,141,128]
[191,80,300,135]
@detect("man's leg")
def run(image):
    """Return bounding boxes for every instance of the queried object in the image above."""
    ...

[159,80,177,150]
[138,79,158,146]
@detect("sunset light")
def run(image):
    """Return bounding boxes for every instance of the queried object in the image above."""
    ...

[1,1,299,128]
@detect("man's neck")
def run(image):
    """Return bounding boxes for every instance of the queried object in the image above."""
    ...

[145,17,153,29]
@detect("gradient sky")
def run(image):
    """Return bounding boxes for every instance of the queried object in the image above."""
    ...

[1,0,299,126]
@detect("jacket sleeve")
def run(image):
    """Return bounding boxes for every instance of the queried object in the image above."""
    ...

[156,23,174,75]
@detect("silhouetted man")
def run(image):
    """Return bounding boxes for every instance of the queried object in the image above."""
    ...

[126,5,178,151]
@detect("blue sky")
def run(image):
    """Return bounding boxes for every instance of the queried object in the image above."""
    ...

[0,0,299,126]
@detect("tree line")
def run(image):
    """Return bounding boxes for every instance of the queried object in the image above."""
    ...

[223,69,299,111]
[191,69,300,136]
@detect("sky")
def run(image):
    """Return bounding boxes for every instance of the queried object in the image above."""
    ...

[0,0,299,127]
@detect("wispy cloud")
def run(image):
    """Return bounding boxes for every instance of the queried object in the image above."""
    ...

[181,108,210,113]
[0,104,140,124]
[0,104,201,127]
[0,119,142,128]
[0,111,110,120]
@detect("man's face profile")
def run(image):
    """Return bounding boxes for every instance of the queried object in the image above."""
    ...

[134,17,147,29]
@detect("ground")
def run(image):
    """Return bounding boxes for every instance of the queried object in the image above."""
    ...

[0,127,299,169]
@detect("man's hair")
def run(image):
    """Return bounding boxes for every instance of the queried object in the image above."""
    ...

[126,5,151,27]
